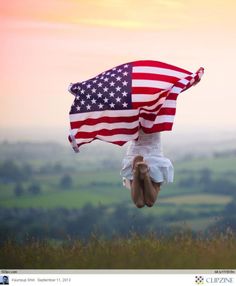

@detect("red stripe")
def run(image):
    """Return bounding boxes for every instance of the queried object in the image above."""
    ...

[70,114,139,129]
[139,112,156,121]
[75,126,139,139]
[132,73,180,83]
[132,86,164,95]
[141,122,173,133]
[139,107,176,121]
[109,140,128,146]
[132,60,192,75]
[166,93,178,100]
[76,139,128,149]
[158,107,176,116]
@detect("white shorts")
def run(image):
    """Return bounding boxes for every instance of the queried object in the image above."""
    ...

[120,154,174,189]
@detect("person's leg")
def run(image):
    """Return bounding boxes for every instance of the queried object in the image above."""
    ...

[143,177,161,207]
[138,162,161,207]
[130,156,145,208]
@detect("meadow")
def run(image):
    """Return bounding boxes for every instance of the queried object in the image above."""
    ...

[1,234,236,269]
[1,148,235,229]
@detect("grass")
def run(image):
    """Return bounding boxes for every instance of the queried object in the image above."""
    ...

[177,156,236,176]
[1,233,236,269]
[161,194,232,205]
[0,187,129,208]
[170,217,218,231]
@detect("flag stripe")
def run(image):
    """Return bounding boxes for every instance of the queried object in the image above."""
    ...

[132,91,167,108]
[157,107,176,116]
[76,139,131,149]
[132,94,162,102]
[132,60,192,75]
[70,114,139,129]
[132,73,180,83]
[140,115,175,128]
[132,79,174,89]
[74,132,139,144]
[75,126,139,139]
[132,86,164,95]
[141,122,173,133]
[138,110,176,123]
[132,66,190,79]
[70,109,138,122]
[75,121,139,133]
[162,100,176,108]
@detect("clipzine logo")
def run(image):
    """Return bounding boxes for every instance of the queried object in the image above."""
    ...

[195,276,234,284]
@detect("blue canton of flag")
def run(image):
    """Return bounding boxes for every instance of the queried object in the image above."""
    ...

[69,64,132,114]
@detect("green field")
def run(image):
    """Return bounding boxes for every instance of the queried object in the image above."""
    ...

[177,156,236,174]
[161,194,231,205]
[0,144,236,233]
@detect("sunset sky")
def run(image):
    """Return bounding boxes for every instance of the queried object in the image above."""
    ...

[1,0,236,141]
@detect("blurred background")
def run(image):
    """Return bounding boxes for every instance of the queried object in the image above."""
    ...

[0,0,236,243]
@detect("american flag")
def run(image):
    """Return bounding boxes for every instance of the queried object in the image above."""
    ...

[68,60,204,152]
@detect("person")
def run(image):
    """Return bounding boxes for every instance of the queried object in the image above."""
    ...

[121,129,174,208]
[1,276,9,285]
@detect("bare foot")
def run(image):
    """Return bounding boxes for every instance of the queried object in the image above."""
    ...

[132,155,144,170]
[136,162,149,180]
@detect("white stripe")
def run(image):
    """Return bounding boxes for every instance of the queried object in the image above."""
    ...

[132,93,161,103]
[180,78,189,85]
[74,132,139,145]
[77,121,139,133]
[70,109,138,122]
[133,66,189,78]
[132,79,172,89]
[154,115,175,124]
[162,100,176,108]
[170,86,182,94]
[140,115,175,128]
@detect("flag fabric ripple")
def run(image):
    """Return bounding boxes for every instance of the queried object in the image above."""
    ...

[68,60,204,152]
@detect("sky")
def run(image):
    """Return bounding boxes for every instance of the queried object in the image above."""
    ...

[0,0,236,142]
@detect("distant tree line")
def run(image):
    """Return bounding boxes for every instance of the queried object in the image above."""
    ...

[178,168,236,196]
[0,160,74,183]
[0,160,33,183]
[0,204,174,244]
[0,160,74,196]
[13,174,74,197]
[14,182,42,196]
[2,199,235,244]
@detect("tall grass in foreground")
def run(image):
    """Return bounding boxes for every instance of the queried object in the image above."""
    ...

[1,233,236,269]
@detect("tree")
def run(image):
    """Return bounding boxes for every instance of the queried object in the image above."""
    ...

[60,174,73,189]
[14,183,24,197]
[199,168,212,187]
[0,160,25,183]
[28,183,41,195]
